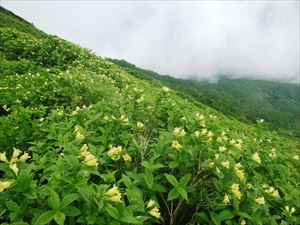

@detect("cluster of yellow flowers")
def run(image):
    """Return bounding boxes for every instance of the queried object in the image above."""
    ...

[0,180,14,192]
[0,148,30,177]
[255,196,265,205]
[146,199,161,219]
[75,126,84,141]
[79,144,98,167]
[194,128,208,138]
[107,145,132,162]
[251,152,261,164]
[268,148,276,159]
[223,194,230,204]
[263,185,280,198]
[195,112,206,127]
[105,185,122,203]
[162,86,171,93]
[119,115,129,125]
[285,206,296,216]
[234,163,245,181]
[107,145,122,160]
[216,131,228,143]
[136,95,144,103]
[137,122,144,129]
[229,139,242,150]
[173,127,186,138]
[221,161,230,169]
[231,183,242,200]
[172,140,183,151]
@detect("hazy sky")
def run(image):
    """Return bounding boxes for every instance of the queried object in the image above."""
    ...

[2,1,299,82]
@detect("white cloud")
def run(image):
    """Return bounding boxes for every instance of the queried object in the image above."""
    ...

[2,1,299,83]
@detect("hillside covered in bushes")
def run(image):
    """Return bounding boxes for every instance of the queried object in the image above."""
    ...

[0,7,299,225]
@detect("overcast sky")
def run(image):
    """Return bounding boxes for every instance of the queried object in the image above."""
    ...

[1,1,299,83]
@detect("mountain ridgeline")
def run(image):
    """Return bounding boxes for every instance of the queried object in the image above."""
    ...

[108,59,300,139]
[0,6,299,225]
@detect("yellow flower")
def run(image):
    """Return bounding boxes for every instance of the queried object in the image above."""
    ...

[137,122,144,128]
[148,207,160,219]
[0,151,8,162]
[173,127,186,138]
[216,166,221,174]
[201,128,208,136]
[216,137,223,143]
[219,146,227,152]
[147,199,156,208]
[215,154,220,160]
[80,144,89,153]
[251,152,261,164]
[231,183,242,200]
[221,161,230,169]
[235,168,245,181]
[268,148,276,159]
[0,180,14,192]
[246,183,253,189]
[107,146,122,160]
[162,86,171,93]
[264,186,280,198]
[172,140,183,151]
[10,163,19,176]
[105,185,119,197]
[293,155,299,160]
[255,197,265,205]
[109,192,122,203]
[12,148,21,162]
[18,152,30,162]
[233,143,242,150]
[75,130,84,141]
[194,131,200,137]
[207,131,213,138]
[209,162,215,168]
[241,219,246,225]
[83,156,98,167]
[223,194,230,204]
[123,154,132,162]
[195,112,205,121]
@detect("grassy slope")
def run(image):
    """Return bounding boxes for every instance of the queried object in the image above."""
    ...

[108,59,300,139]
[0,7,299,225]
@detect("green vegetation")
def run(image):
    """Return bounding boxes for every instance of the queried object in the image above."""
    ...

[0,7,299,225]
[109,59,300,139]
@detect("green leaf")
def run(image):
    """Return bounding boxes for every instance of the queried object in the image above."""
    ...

[165,173,178,187]
[122,174,132,188]
[60,193,79,209]
[211,212,221,225]
[6,200,20,212]
[105,205,119,220]
[49,190,60,210]
[179,174,191,186]
[167,188,180,201]
[144,169,153,189]
[219,210,234,221]
[120,215,140,224]
[62,205,81,217]
[33,210,55,225]
[54,212,65,225]
[177,187,188,200]
[86,215,96,224]
[126,187,143,203]
[169,161,179,168]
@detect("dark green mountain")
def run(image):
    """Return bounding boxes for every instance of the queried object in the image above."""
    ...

[109,59,300,139]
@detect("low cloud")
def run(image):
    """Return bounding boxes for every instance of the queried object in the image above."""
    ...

[2,1,299,83]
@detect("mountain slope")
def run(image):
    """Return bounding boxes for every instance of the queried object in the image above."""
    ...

[109,59,300,139]
[0,7,299,225]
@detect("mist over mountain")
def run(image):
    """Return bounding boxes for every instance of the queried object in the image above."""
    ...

[2,1,299,83]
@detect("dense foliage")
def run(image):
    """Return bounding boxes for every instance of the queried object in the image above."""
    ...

[0,7,299,225]
[109,59,300,139]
